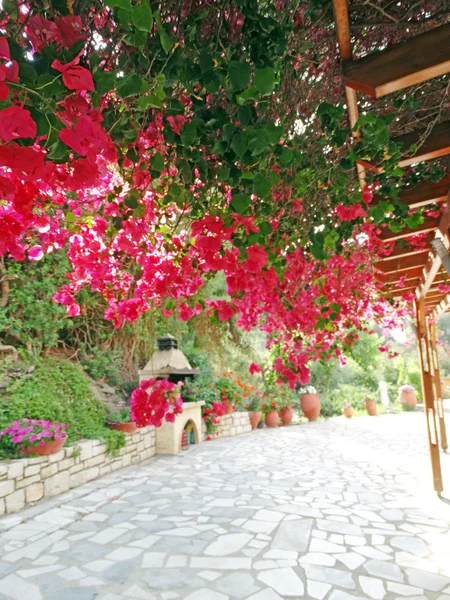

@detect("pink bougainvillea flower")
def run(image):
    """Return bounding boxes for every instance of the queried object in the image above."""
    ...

[0,37,10,60]
[0,106,37,142]
[52,57,94,92]
[59,115,116,161]
[249,362,262,375]
[25,14,59,53]
[28,245,44,261]
[336,203,367,222]
[55,16,88,49]
[167,115,187,135]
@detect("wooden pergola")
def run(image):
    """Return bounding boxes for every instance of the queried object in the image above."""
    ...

[333,1,450,494]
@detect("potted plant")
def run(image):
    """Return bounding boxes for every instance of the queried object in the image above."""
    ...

[107,408,137,433]
[261,398,280,427]
[246,395,262,430]
[399,384,417,408]
[0,419,68,456]
[364,396,377,416]
[343,402,354,419]
[279,399,294,426]
[299,386,321,421]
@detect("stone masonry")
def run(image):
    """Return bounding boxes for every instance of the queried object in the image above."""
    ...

[202,410,252,439]
[0,426,156,516]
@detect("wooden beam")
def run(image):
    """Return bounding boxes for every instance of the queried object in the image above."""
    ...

[332,0,366,189]
[376,251,429,274]
[359,121,450,173]
[376,267,423,284]
[372,175,450,210]
[418,192,450,299]
[344,23,450,98]
[415,299,444,494]
[377,233,435,260]
[379,217,439,242]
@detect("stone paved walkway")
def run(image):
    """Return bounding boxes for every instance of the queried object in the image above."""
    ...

[0,413,449,600]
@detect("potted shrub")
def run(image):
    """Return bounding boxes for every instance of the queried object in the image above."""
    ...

[299,386,321,421]
[364,396,377,416]
[261,399,280,427]
[0,419,68,456]
[343,402,354,419]
[246,396,262,430]
[399,384,417,408]
[107,408,137,433]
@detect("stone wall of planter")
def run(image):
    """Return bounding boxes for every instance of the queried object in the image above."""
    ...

[202,411,252,440]
[0,427,155,516]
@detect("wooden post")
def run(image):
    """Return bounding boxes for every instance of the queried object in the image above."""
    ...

[428,319,448,451]
[415,298,444,493]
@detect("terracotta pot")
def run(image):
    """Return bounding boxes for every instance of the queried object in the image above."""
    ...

[300,393,321,421]
[400,389,417,408]
[109,422,137,433]
[19,437,66,457]
[225,404,235,415]
[249,411,262,430]
[265,410,279,427]
[343,406,354,419]
[365,399,377,416]
[280,406,293,426]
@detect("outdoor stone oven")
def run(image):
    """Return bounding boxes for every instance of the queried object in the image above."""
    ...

[138,335,204,454]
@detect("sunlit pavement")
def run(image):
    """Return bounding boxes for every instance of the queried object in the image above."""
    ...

[0,412,449,600]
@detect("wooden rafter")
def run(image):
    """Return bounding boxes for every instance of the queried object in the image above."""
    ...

[376,251,429,274]
[344,22,450,98]
[377,234,435,261]
[378,218,439,242]
[372,175,450,210]
[359,121,450,173]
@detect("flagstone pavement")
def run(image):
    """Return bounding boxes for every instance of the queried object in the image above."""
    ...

[0,413,449,600]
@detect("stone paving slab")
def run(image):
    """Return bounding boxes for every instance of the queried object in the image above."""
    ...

[0,413,449,599]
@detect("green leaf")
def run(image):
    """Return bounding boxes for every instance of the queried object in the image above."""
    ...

[117,74,143,97]
[236,86,258,105]
[199,50,213,73]
[138,92,163,109]
[253,174,271,198]
[181,122,197,147]
[157,23,173,54]
[231,193,251,215]
[94,71,117,95]
[132,1,153,32]
[47,140,69,162]
[259,222,273,235]
[231,132,247,157]
[228,61,251,91]
[179,159,193,183]
[248,129,269,156]
[253,67,275,95]
[151,152,164,173]
[19,62,37,83]
[105,0,131,8]
[217,166,230,182]
[125,190,140,209]
[238,105,252,126]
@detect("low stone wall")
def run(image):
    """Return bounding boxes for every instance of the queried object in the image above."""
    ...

[202,411,252,440]
[0,426,155,516]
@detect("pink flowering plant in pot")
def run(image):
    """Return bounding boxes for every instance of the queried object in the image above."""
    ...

[0,418,68,456]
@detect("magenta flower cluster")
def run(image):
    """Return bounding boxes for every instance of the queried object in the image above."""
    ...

[0,419,68,447]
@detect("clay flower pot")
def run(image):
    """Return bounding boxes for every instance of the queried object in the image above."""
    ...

[365,399,377,416]
[109,422,137,433]
[300,393,321,421]
[19,437,65,457]
[265,410,279,427]
[280,406,293,426]
[225,404,235,415]
[343,406,354,419]
[400,389,417,408]
[249,411,262,430]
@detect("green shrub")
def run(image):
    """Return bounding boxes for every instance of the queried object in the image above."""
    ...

[320,384,376,417]
[0,359,125,456]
